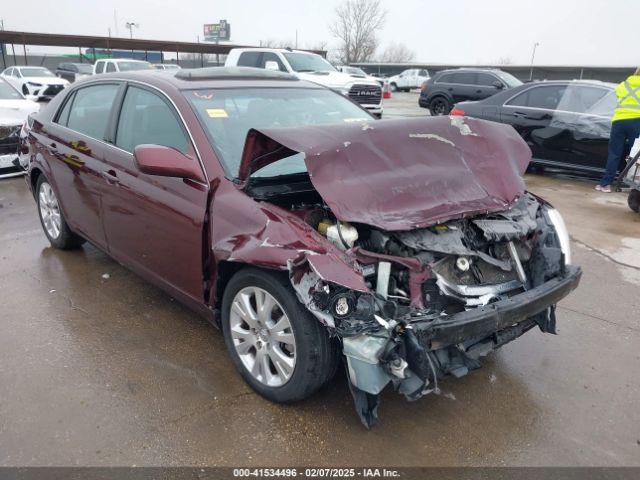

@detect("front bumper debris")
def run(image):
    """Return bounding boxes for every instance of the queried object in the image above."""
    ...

[343,265,582,428]
[413,264,582,348]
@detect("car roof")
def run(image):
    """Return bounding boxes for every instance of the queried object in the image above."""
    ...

[98,58,150,64]
[231,47,318,55]
[524,79,616,89]
[75,67,321,91]
[437,67,507,74]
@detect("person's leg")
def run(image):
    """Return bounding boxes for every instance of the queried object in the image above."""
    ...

[599,120,628,187]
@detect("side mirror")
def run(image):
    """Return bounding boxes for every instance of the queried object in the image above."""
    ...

[25,94,39,102]
[133,144,205,182]
[264,61,280,71]
[492,81,504,89]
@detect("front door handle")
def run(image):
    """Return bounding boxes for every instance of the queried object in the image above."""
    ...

[47,142,57,153]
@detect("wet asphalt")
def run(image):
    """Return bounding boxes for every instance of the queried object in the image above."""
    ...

[0,92,639,466]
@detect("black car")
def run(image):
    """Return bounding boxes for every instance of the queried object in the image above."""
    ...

[55,63,93,83]
[419,68,522,116]
[453,80,617,178]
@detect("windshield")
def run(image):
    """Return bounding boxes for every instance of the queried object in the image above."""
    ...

[495,71,522,88]
[21,67,55,78]
[0,79,22,99]
[117,61,154,71]
[186,87,371,177]
[283,53,336,73]
[76,64,93,74]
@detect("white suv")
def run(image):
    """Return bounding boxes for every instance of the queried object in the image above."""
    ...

[93,59,155,75]
[388,69,430,92]
[225,48,383,117]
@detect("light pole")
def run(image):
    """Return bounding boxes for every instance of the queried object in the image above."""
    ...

[125,22,139,39]
[529,42,540,81]
[125,22,139,58]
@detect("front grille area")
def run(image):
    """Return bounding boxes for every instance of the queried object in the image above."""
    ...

[43,84,65,96]
[348,84,382,105]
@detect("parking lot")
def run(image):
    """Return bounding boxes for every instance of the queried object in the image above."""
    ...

[1,91,639,467]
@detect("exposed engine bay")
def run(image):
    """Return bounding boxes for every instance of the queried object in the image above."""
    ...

[253,185,575,427]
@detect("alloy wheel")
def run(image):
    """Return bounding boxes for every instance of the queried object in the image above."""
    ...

[432,99,448,116]
[39,182,62,240]
[229,287,296,387]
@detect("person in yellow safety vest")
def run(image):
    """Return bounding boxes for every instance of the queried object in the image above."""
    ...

[597,67,640,192]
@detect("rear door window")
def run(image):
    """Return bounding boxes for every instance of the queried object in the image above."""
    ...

[55,93,75,126]
[66,84,120,140]
[507,85,567,110]
[115,85,189,154]
[238,52,262,68]
[451,72,477,85]
[105,62,116,73]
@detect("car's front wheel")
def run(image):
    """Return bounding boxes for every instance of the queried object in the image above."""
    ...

[429,97,452,116]
[221,268,339,403]
[36,175,85,249]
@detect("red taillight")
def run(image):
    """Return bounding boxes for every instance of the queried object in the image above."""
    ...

[450,107,465,116]
[420,84,427,91]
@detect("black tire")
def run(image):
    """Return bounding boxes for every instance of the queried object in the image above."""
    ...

[390,82,398,92]
[628,189,640,213]
[221,268,340,403]
[429,96,452,116]
[36,175,85,250]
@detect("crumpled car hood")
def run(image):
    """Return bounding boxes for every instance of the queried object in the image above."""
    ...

[239,116,531,231]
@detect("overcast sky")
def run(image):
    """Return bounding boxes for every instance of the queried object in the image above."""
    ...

[2,0,637,66]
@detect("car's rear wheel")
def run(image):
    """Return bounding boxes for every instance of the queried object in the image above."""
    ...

[628,189,640,213]
[221,268,339,403]
[36,176,85,249]
[429,97,451,116]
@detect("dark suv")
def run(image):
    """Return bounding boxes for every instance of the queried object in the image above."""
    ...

[419,68,522,115]
[55,63,93,83]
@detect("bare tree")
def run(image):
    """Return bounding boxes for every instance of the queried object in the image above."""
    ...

[307,40,328,53]
[495,56,514,65]
[259,38,295,49]
[329,0,386,64]
[378,42,415,63]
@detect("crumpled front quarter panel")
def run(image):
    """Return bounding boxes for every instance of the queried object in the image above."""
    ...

[210,181,368,291]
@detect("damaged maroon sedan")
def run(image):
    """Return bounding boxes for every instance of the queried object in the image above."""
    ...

[25,68,581,427]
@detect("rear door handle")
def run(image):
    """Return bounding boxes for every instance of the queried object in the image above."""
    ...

[47,142,57,152]
[102,169,119,184]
